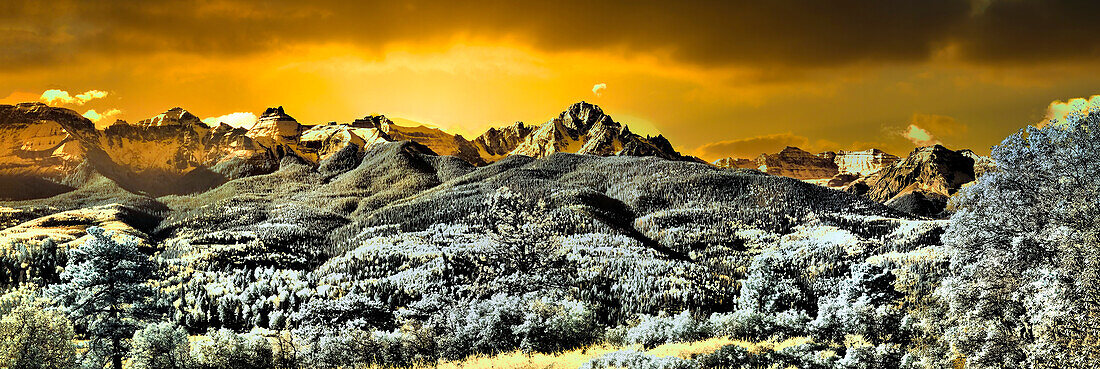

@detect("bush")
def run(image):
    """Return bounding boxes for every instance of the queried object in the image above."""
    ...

[581,350,697,369]
[624,311,712,349]
[514,297,599,353]
[294,326,439,369]
[190,329,273,369]
[130,322,190,369]
[0,300,77,369]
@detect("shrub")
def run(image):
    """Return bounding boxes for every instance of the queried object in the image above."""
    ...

[190,329,273,369]
[581,350,697,369]
[0,300,77,369]
[624,311,712,349]
[130,322,190,369]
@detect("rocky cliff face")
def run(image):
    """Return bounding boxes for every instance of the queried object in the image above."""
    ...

[846,144,975,217]
[246,106,304,156]
[755,146,839,180]
[827,149,899,175]
[0,103,92,199]
[0,103,88,181]
[958,149,995,178]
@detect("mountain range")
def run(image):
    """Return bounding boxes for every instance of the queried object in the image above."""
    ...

[1,100,986,220]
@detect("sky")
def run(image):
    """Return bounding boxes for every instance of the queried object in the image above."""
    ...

[3,0,1100,162]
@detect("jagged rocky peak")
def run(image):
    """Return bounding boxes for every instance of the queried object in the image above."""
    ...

[351,114,394,129]
[137,107,206,128]
[474,122,533,160]
[248,106,302,145]
[756,146,839,180]
[507,101,696,162]
[559,101,618,132]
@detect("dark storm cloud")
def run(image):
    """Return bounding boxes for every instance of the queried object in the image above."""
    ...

[1,0,1097,70]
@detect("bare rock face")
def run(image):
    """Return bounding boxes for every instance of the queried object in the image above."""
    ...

[508,101,697,162]
[103,107,274,179]
[376,116,485,166]
[828,149,899,175]
[847,144,975,216]
[0,103,88,181]
[247,106,303,152]
[755,146,839,180]
[713,157,757,169]
[473,122,532,161]
[298,122,390,161]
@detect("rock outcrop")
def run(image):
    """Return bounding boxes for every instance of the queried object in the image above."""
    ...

[247,106,303,155]
[376,117,485,165]
[958,149,995,178]
[846,144,975,217]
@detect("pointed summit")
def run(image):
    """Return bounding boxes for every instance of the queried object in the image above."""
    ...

[137,107,205,128]
[248,106,303,148]
[559,101,617,132]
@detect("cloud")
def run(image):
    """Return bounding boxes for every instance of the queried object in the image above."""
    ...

[40,89,109,105]
[40,89,74,105]
[901,113,965,146]
[202,112,257,128]
[903,124,939,146]
[75,90,107,102]
[8,0,1100,71]
[1040,95,1100,126]
[695,133,811,161]
[909,113,967,136]
[592,83,606,97]
[82,108,121,122]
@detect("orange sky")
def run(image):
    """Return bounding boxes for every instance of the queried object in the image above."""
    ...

[3,0,1100,162]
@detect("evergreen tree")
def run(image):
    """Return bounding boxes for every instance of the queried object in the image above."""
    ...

[50,227,158,369]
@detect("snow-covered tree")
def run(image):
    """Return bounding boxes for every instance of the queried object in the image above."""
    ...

[936,110,1100,368]
[0,299,76,369]
[49,227,158,369]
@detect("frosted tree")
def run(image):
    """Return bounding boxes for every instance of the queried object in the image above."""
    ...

[937,110,1100,368]
[49,227,158,369]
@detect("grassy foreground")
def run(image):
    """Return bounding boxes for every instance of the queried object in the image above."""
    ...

[387,336,812,369]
